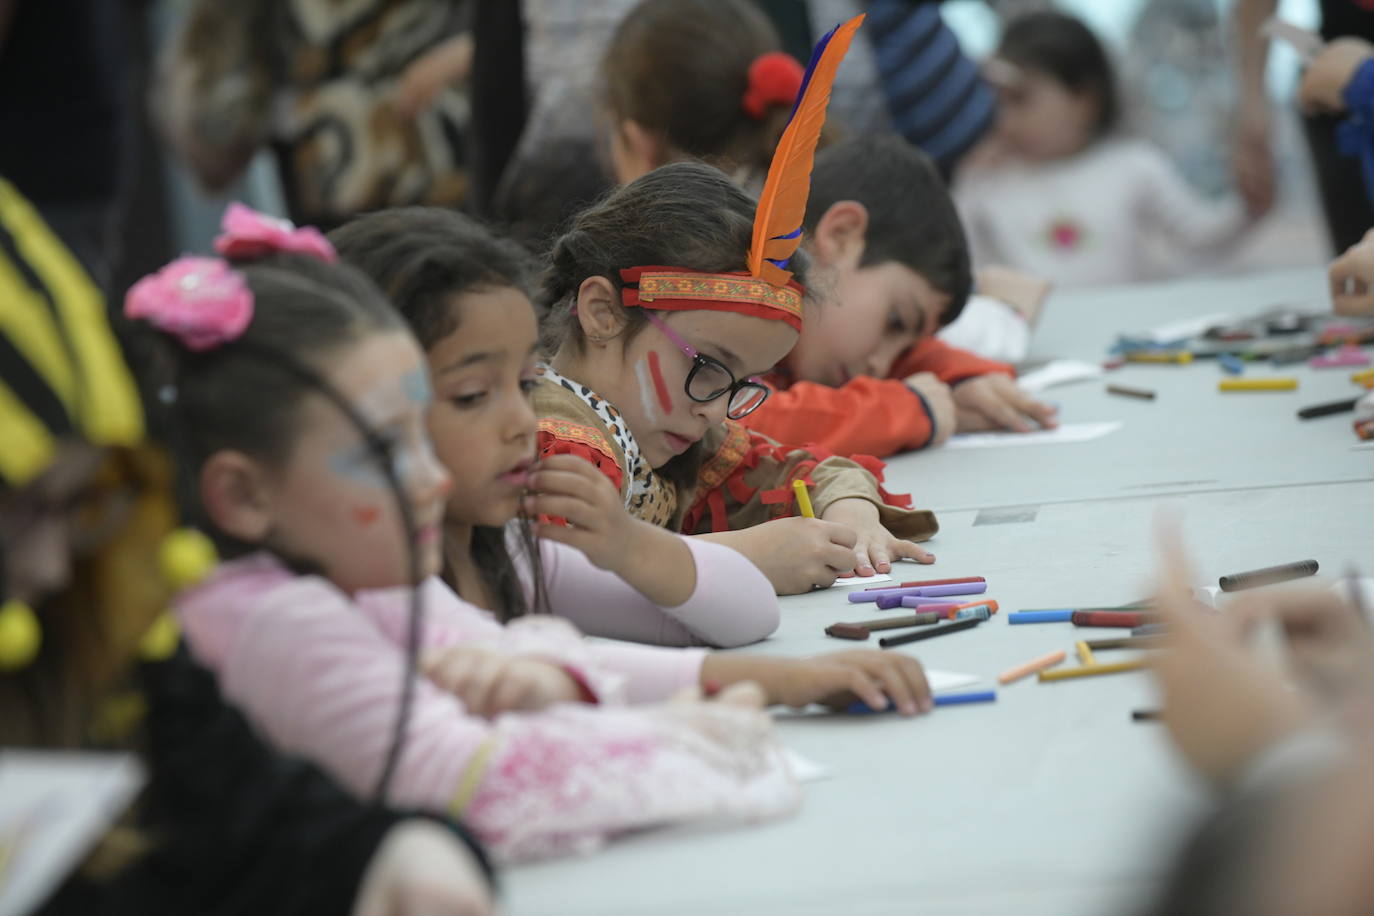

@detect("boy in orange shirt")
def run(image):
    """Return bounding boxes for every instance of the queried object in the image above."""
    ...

[744,135,1058,456]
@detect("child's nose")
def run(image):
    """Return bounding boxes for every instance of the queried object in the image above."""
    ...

[508,392,538,441]
[692,394,731,427]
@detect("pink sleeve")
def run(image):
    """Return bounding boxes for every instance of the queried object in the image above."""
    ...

[179,571,800,863]
[539,538,779,649]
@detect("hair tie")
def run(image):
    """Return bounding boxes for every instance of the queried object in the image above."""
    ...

[213,202,337,263]
[125,257,254,352]
[742,52,805,120]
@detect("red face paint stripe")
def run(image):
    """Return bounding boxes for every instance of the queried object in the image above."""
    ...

[647,350,673,413]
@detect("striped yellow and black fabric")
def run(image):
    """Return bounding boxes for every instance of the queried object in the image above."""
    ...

[0,178,143,487]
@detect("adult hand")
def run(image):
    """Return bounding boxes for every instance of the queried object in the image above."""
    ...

[1329,228,1374,315]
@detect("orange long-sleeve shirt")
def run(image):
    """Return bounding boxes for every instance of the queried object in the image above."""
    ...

[745,337,1013,457]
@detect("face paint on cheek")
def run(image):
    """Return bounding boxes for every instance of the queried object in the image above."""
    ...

[402,368,433,406]
[634,357,658,424]
[646,350,673,413]
[352,505,381,527]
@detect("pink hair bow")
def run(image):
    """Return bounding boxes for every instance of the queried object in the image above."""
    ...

[124,257,254,351]
[213,202,336,263]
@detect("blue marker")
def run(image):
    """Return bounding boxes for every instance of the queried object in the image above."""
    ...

[1219,353,1244,375]
[845,689,998,714]
[1008,610,1074,624]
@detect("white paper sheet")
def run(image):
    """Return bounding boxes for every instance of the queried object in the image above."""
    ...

[945,421,1122,450]
[1142,312,1236,344]
[827,572,893,589]
[0,751,145,916]
[782,748,831,782]
[926,669,981,692]
[1016,359,1104,393]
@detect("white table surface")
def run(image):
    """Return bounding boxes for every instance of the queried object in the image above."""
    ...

[506,268,1373,916]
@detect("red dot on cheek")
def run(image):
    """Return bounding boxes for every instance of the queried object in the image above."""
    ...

[352,505,381,527]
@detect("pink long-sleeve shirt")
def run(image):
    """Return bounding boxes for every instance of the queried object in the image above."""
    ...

[176,541,796,862]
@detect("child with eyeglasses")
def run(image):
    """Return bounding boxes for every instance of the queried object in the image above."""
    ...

[531,162,939,596]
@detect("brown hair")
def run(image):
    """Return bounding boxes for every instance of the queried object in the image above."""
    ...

[539,160,810,358]
[602,0,794,180]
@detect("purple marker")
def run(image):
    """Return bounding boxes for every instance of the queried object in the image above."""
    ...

[899,597,959,610]
[875,594,906,609]
[847,585,937,603]
[916,582,988,598]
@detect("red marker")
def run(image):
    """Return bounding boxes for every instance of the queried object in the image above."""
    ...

[863,576,985,592]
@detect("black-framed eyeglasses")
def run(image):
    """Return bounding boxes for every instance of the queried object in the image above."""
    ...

[641,311,771,419]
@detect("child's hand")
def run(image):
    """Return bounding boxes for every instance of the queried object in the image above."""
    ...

[820,497,934,577]
[423,645,584,719]
[902,372,956,446]
[1227,587,1374,702]
[702,651,934,716]
[1299,37,1374,114]
[526,454,643,570]
[1149,521,1311,788]
[704,517,861,594]
[353,819,493,916]
[951,374,1058,433]
[528,453,697,605]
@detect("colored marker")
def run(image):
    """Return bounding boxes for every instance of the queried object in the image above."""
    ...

[1125,350,1192,364]
[1219,559,1319,592]
[1037,658,1149,682]
[1008,610,1073,624]
[1106,384,1155,400]
[911,598,998,616]
[845,690,996,714]
[879,617,982,648]
[1311,347,1370,369]
[792,478,815,518]
[997,650,1067,684]
[1297,398,1358,419]
[950,605,992,622]
[862,576,985,591]
[1219,377,1298,391]
[1085,635,1162,650]
[842,612,941,632]
[824,623,870,640]
[854,581,988,603]
[1132,709,1161,722]
[1353,368,1374,384]
[1075,640,1096,666]
[1219,353,1244,375]
[1072,611,1158,628]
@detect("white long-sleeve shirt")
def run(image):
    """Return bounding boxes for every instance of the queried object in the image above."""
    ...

[955,138,1251,288]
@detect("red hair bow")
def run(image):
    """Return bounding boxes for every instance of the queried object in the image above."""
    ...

[742,52,804,120]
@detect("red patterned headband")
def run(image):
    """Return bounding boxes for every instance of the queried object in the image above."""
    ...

[619,266,803,332]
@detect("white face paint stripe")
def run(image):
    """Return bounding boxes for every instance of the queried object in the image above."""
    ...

[635,358,658,425]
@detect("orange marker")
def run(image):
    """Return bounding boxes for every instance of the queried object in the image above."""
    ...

[941,598,999,618]
[998,650,1067,684]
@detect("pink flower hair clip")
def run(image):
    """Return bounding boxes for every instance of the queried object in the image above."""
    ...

[124,257,254,351]
[213,202,337,263]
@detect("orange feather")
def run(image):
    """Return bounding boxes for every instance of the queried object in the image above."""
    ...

[747,13,865,286]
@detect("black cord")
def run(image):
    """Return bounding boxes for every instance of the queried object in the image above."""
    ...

[232,341,424,805]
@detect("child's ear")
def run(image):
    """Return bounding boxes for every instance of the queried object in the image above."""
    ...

[811,201,869,271]
[199,451,274,544]
[574,277,628,346]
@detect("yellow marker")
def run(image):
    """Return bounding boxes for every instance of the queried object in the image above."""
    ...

[1353,368,1374,384]
[1219,377,1298,392]
[1125,350,1193,364]
[1075,640,1095,666]
[792,478,815,518]
[1037,658,1148,682]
